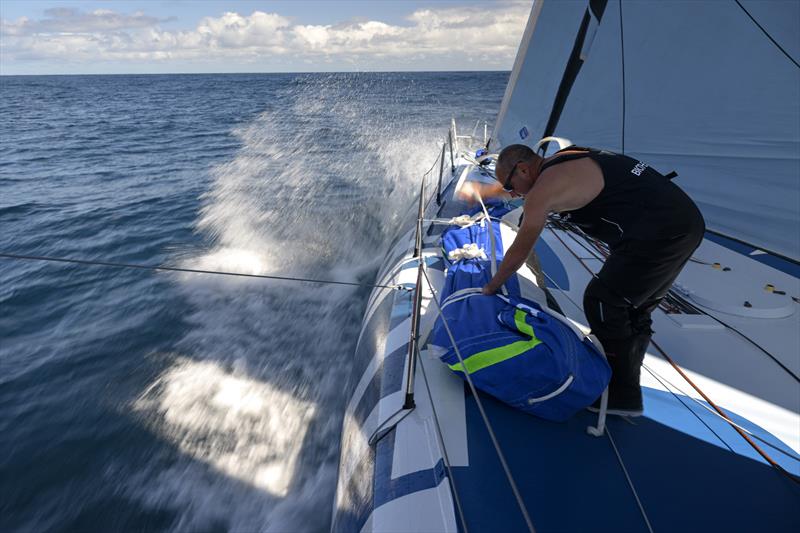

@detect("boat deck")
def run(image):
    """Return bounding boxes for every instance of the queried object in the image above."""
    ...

[332,160,800,532]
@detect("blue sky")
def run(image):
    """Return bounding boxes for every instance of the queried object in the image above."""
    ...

[0,1,532,75]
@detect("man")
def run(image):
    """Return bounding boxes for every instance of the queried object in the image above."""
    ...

[479,144,705,416]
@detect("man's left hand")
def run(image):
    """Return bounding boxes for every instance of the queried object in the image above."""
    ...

[481,284,497,296]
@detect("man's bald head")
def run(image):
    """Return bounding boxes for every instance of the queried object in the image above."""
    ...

[496,144,542,189]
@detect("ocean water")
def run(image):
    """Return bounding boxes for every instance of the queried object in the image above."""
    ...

[0,72,508,532]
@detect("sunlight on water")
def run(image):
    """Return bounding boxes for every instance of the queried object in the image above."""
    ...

[136,358,315,497]
[188,247,275,276]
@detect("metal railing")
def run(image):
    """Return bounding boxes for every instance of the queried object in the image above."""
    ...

[402,118,490,410]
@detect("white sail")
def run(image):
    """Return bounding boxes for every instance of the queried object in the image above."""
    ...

[494,0,800,261]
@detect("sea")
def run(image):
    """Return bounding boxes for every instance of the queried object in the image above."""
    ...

[0,72,508,532]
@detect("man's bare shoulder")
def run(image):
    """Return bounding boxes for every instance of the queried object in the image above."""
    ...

[532,157,604,212]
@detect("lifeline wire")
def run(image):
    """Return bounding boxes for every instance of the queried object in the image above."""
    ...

[0,252,409,291]
[417,340,470,533]
[606,426,655,533]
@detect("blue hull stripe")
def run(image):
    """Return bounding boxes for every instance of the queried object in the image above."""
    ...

[375,430,448,508]
[704,231,800,278]
[352,344,409,429]
[534,237,570,290]
[333,428,449,533]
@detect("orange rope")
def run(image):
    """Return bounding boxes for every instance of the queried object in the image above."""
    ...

[546,225,799,483]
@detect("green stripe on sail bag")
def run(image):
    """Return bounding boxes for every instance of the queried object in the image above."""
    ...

[449,309,541,375]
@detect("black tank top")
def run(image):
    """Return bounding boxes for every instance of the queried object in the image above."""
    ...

[539,147,704,247]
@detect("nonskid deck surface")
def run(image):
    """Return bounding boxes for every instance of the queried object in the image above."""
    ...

[433,165,800,531]
[333,160,800,532]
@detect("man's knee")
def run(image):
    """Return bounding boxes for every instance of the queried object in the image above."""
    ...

[583,278,633,340]
[630,304,654,334]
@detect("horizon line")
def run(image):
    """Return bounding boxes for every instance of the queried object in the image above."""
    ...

[0,68,512,77]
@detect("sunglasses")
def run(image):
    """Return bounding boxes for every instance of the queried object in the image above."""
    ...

[502,160,522,192]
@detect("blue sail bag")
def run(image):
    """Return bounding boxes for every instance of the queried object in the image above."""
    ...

[431,209,611,421]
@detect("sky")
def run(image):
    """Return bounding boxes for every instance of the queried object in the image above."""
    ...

[0,1,533,75]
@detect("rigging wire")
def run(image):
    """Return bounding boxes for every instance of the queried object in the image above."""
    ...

[0,148,453,295]
[547,221,800,384]
[642,362,800,464]
[544,227,800,484]
[534,265,658,530]
[669,289,800,383]
[606,426,655,533]
[0,252,410,292]
[734,0,800,69]
[649,336,800,484]
[420,266,537,533]
[641,364,736,454]
[538,265,740,452]
[539,238,800,486]
[538,261,731,447]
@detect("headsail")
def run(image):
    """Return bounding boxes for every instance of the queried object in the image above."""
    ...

[493,0,800,261]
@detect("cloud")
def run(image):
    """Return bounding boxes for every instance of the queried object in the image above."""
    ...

[0,3,531,70]
[2,7,165,35]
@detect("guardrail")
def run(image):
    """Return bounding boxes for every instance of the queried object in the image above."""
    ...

[402,119,490,411]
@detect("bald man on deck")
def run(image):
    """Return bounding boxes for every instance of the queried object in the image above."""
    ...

[476,144,705,416]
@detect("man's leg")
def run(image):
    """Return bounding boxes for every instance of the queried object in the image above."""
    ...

[584,275,646,414]
[585,230,704,414]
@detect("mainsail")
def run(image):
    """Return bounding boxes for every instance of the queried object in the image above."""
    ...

[493,0,800,261]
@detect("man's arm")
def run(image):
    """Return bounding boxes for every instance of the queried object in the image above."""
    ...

[457,180,513,202]
[481,163,597,295]
[482,194,548,294]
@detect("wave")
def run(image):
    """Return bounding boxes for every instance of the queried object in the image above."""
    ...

[131,73,443,532]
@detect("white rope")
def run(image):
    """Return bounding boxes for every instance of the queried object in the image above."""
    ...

[420,266,536,533]
[447,243,487,261]
[440,287,483,310]
[423,213,503,229]
[475,191,508,296]
[424,214,486,228]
